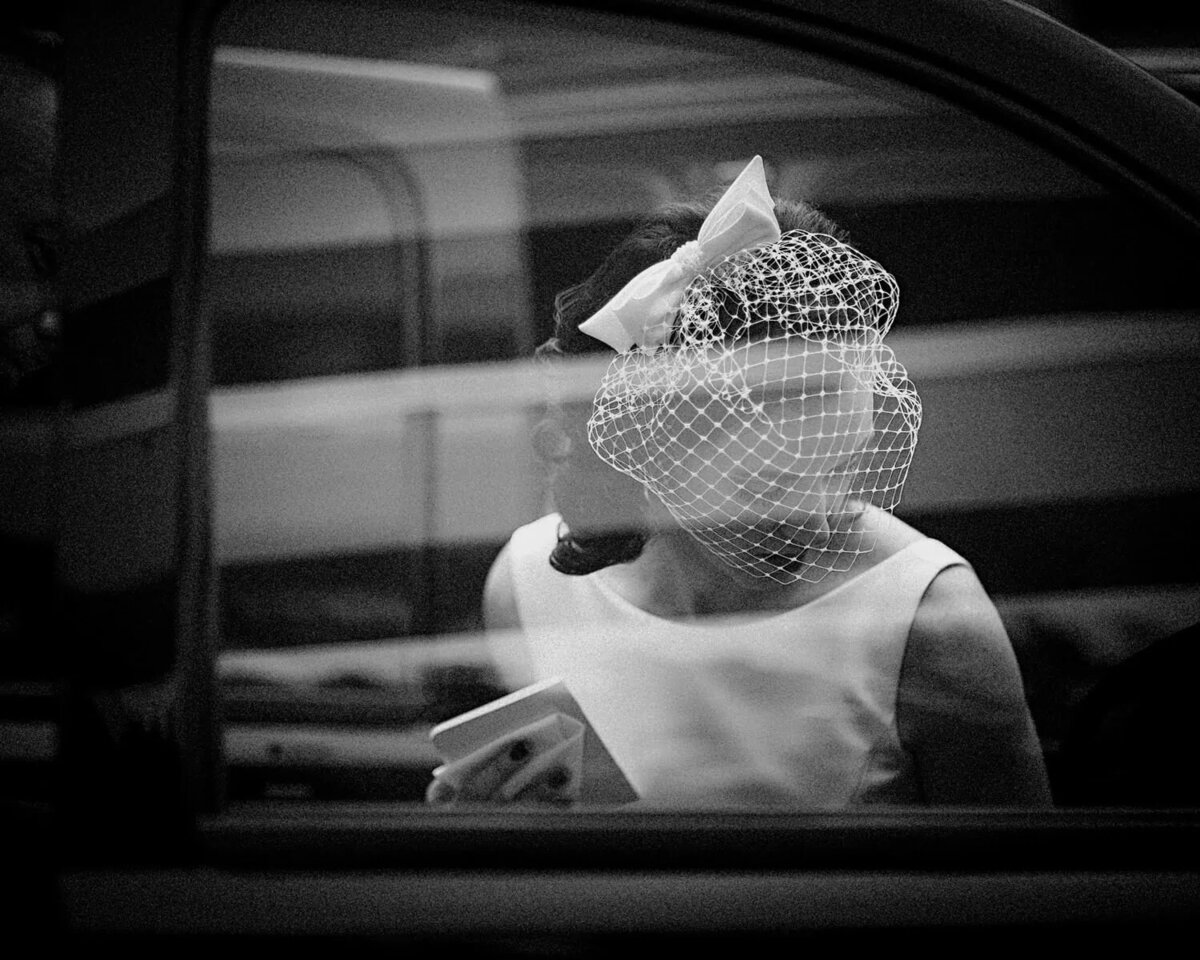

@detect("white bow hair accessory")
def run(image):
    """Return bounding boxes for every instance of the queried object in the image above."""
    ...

[577,155,782,352]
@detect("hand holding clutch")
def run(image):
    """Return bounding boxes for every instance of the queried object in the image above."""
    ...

[426,712,584,805]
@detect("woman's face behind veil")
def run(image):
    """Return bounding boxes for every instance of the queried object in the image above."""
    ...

[644,337,878,582]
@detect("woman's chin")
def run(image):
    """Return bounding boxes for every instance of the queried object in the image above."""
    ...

[714,547,817,588]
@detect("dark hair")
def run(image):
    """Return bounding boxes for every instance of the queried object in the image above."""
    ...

[537,187,846,575]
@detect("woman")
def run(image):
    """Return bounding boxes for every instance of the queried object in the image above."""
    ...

[428,157,1051,808]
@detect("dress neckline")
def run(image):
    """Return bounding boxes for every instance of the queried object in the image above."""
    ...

[590,536,932,631]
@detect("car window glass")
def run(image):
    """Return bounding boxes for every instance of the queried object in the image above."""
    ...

[209,0,1200,811]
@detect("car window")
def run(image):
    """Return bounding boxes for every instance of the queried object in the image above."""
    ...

[208,0,1200,811]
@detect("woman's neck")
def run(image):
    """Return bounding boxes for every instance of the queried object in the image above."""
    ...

[600,527,831,620]
[595,505,910,621]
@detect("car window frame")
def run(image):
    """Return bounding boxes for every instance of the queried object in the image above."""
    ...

[161,0,1200,885]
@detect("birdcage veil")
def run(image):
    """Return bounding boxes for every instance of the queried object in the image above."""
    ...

[585,228,921,584]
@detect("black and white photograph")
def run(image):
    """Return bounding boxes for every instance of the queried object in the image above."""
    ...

[3,0,1200,949]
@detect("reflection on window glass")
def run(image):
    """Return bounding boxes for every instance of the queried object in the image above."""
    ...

[209,0,1200,810]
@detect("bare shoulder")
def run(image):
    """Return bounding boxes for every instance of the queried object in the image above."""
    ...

[913,563,1006,643]
[870,506,1002,644]
[897,553,1053,805]
[907,561,1019,706]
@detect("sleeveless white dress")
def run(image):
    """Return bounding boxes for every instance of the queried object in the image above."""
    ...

[498,513,969,808]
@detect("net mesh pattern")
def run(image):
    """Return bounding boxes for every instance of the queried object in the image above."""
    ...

[587,231,921,584]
